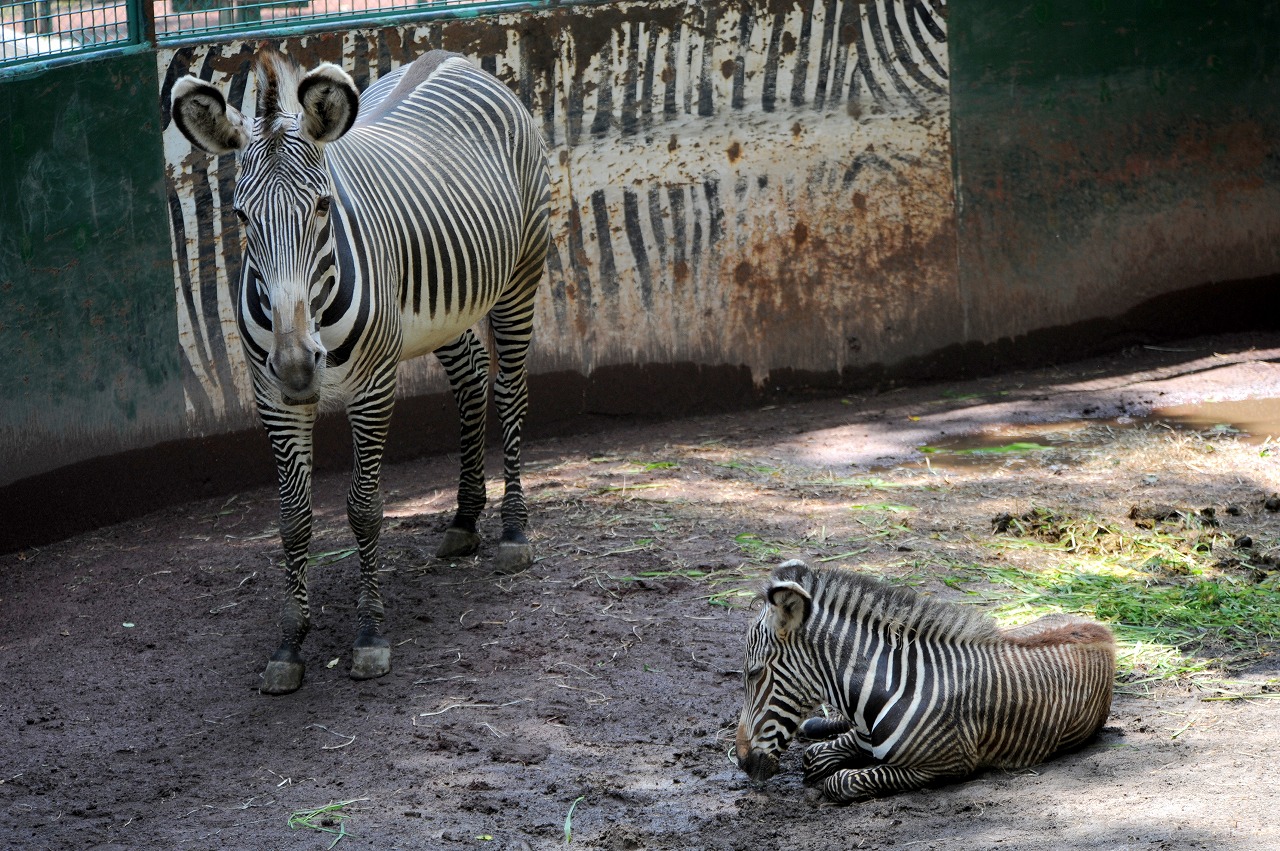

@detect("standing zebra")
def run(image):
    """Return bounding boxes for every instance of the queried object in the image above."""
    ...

[736,560,1115,802]
[171,48,550,694]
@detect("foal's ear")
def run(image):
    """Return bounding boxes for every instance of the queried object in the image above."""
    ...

[172,76,248,154]
[297,63,359,144]
[766,580,812,639]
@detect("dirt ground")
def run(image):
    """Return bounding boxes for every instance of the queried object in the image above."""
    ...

[5,331,1280,850]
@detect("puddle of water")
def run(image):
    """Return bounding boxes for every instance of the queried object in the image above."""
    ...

[913,397,1280,470]
[1149,397,1280,442]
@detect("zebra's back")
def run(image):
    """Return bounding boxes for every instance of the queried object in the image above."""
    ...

[971,620,1116,768]
[326,54,547,361]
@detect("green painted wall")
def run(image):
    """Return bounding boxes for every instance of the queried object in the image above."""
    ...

[0,51,184,487]
[949,0,1280,344]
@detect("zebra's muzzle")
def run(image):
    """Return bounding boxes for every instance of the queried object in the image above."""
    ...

[269,301,325,405]
[282,390,319,406]
[738,748,779,783]
[268,352,321,405]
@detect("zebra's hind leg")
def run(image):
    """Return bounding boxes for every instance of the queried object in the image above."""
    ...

[802,730,874,785]
[434,330,490,560]
[260,403,317,695]
[346,388,395,681]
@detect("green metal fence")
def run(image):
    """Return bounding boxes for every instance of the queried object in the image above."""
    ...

[0,0,541,68]
[154,0,538,42]
[1,0,140,65]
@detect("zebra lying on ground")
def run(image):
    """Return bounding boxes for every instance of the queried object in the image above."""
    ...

[171,49,549,694]
[736,560,1115,803]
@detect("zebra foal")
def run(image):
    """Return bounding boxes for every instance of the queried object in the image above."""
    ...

[171,48,549,694]
[736,560,1115,802]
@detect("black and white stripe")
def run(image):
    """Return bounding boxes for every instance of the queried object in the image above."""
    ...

[736,560,1116,802]
[172,48,550,695]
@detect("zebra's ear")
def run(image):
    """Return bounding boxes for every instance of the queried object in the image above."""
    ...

[297,63,359,145]
[172,76,248,155]
[766,580,812,639]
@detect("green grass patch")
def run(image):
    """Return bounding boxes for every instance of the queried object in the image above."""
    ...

[949,560,1280,696]
[991,507,1222,574]
[946,505,1280,697]
[595,482,667,494]
[849,502,915,513]
[734,533,783,562]
[308,548,357,567]
[288,799,365,848]
[799,475,926,490]
[715,460,783,475]
[564,795,586,844]
[921,441,1054,456]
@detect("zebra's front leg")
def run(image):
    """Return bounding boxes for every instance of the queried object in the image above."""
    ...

[821,764,941,804]
[261,409,317,695]
[346,392,394,681]
[803,730,875,785]
[434,330,490,560]
[491,356,531,572]
[490,301,536,572]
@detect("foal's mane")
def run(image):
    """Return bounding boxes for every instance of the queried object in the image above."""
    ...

[781,562,1001,644]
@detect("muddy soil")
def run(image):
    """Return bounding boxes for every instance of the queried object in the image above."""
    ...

[4,331,1280,850]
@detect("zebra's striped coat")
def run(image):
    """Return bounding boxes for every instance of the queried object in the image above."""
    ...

[171,49,549,694]
[736,561,1115,802]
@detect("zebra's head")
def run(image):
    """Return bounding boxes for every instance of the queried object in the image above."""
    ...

[736,560,821,783]
[171,50,359,405]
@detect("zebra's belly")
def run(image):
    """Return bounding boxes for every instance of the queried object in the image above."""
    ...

[397,299,498,362]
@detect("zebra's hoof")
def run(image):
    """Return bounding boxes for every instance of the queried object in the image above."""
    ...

[437,527,481,559]
[495,540,533,573]
[350,645,391,680]
[261,660,305,695]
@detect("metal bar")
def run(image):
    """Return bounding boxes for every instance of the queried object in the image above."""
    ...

[137,0,156,44]
[154,0,549,44]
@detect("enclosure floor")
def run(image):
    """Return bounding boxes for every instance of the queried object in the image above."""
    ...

[4,330,1280,850]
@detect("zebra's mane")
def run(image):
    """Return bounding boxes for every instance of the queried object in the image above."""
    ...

[781,562,1000,644]
[254,49,303,137]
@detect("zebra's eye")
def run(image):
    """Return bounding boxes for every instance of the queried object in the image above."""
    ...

[315,195,331,217]
[747,666,765,681]
[234,208,248,225]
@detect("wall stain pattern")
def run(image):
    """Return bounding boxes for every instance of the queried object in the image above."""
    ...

[158,0,954,430]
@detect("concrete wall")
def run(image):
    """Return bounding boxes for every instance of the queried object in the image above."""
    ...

[949,0,1280,348]
[2,0,1278,550]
